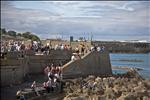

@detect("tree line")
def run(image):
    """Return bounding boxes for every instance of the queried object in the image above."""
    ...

[0,28,40,41]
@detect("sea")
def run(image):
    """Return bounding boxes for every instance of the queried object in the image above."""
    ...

[110,53,150,79]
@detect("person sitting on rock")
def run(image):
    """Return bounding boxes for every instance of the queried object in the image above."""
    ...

[87,80,95,90]
[43,81,48,89]
[31,81,36,89]
[31,81,40,96]
[16,90,23,100]
[45,80,51,93]
[46,79,55,93]
[20,95,26,100]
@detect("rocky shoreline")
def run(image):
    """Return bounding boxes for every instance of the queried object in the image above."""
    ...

[112,66,143,71]
[4,69,149,100]
[63,70,150,100]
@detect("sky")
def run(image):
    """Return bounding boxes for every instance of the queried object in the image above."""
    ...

[1,1,150,41]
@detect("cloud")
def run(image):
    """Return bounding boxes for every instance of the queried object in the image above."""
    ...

[1,1,149,41]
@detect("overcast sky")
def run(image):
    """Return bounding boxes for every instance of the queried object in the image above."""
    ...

[1,1,150,41]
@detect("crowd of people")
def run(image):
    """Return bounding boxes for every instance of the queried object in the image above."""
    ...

[71,45,105,61]
[16,64,63,100]
[31,64,63,94]
[1,41,27,52]
[0,40,73,58]
[40,43,71,55]
[1,39,105,56]
[90,45,105,52]
[15,44,106,100]
[1,40,72,52]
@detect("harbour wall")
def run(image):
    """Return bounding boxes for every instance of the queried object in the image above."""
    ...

[1,59,27,86]
[1,50,112,86]
[92,41,150,53]
[62,51,112,78]
[1,50,72,86]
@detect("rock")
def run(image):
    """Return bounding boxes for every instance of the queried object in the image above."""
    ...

[143,79,150,89]
[123,93,137,100]
[79,94,89,100]
[103,78,107,81]
[62,76,150,100]
[88,75,95,80]
[82,87,89,94]
[113,85,122,97]
[127,83,137,91]
[83,75,95,82]
[134,85,145,92]
[135,90,149,97]
[109,77,115,80]
[143,96,149,100]
[97,95,106,100]
[113,78,120,85]
[117,95,125,100]
[105,87,116,99]
[95,77,102,83]
[69,97,83,100]
[120,86,128,92]
[64,94,89,100]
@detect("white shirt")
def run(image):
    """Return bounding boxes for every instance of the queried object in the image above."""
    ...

[55,45,58,50]
[71,55,76,61]
[61,45,64,50]
[97,47,101,51]
[91,46,94,51]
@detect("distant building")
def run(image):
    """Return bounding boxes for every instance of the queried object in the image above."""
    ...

[70,36,73,42]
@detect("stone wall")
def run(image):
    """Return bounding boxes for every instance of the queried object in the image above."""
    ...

[27,50,72,74]
[1,50,72,86]
[1,59,27,86]
[1,50,112,86]
[62,51,112,78]
[93,41,150,53]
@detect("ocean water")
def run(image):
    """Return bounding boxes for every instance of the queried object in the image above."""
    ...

[110,53,150,79]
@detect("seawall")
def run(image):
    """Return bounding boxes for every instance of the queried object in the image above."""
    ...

[1,50,72,86]
[62,51,112,78]
[1,50,112,86]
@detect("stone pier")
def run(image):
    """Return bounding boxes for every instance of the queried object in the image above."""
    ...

[62,51,112,78]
